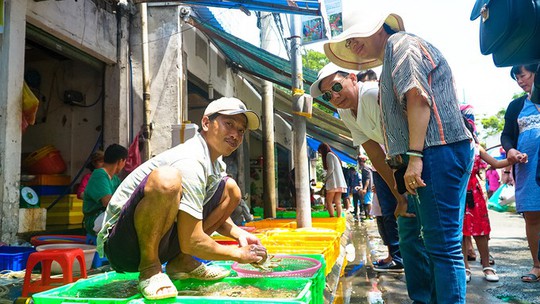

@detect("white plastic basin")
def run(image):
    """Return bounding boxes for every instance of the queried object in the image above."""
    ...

[35,243,96,274]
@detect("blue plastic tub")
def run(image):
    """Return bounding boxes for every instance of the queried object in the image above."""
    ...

[0,246,36,271]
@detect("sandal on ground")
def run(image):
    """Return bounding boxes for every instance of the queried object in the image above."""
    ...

[521,266,540,283]
[483,267,499,282]
[138,272,178,300]
[520,273,540,283]
[466,269,471,283]
[168,263,230,281]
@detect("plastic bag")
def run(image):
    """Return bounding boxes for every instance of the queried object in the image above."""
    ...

[22,81,40,132]
[499,184,515,206]
[124,132,142,173]
[487,184,508,212]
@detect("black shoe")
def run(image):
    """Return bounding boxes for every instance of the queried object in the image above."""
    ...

[373,261,404,273]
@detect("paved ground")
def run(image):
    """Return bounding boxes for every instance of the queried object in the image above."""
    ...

[336,210,540,304]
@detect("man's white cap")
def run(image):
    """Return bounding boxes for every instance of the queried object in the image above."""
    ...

[204,97,260,130]
[310,62,358,98]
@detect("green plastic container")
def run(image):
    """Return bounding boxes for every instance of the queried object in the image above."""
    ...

[209,254,325,304]
[31,271,312,304]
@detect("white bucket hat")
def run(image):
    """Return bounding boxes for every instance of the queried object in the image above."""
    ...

[310,62,358,98]
[323,8,404,70]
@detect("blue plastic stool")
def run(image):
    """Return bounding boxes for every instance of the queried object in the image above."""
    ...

[85,234,109,268]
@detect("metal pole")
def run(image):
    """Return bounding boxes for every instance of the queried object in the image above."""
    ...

[260,12,277,219]
[290,14,311,228]
[140,3,152,161]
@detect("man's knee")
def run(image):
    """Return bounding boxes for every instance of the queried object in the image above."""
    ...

[224,178,241,205]
[147,167,182,197]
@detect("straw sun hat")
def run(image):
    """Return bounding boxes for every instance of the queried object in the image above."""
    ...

[323,8,405,70]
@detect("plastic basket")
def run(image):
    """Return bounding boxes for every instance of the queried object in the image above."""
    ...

[231,255,321,278]
[30,234,87,247]
[0,246,36,271]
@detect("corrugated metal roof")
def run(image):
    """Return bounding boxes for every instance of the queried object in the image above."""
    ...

[187,16,335,111]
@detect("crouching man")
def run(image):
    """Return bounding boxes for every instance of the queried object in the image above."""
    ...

[97,97,267,300]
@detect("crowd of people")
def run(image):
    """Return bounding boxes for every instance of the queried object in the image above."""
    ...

[81,5,540,303]
[310,5,539,303]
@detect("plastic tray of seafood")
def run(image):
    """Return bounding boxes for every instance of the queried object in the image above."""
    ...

[31,271,312,304]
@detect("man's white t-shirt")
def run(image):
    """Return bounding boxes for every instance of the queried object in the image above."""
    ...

[97,133,224,256]
[337,81,385,146]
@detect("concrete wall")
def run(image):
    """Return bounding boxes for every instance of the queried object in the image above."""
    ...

[26,0,117,64]
[0,0,28,244]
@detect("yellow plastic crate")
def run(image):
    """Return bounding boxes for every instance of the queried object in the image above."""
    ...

[244,219,295,229]
[40,195,83,225]
[264,245,333,274]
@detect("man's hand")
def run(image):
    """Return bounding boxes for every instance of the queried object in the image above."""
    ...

[237,244,267,264]
[237,232,262,247]
[404,157,426,195]
[394,194,415,218]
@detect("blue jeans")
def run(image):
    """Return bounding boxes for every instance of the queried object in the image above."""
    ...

[372,171,402,266]
[398,140,473,304]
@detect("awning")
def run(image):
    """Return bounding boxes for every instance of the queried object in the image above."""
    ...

[187,16,335,111]
[307,137,356,166]
[148,0,322,16]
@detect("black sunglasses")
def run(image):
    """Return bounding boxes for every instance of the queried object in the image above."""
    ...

[321,78,346,102]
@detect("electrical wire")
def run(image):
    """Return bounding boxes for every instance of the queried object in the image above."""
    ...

[273,13,290,59]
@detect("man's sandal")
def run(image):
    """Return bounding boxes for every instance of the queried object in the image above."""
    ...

[138,272,178,300]
[521,266,540,283]
[168,263,230,281]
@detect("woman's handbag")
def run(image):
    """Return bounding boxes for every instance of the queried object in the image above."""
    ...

[470,0,540,67]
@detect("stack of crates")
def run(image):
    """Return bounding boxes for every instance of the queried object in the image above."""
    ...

[22,174,71,197]
[40,194,83,227]
[262,229,341,275]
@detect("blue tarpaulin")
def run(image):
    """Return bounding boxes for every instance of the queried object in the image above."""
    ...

[307,137,356,166]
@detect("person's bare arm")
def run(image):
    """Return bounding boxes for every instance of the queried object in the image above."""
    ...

[478,146,511,168]
[362,140,414,218]
[99,195,112,208]
[405,89,430,194]
[178,211,263,263]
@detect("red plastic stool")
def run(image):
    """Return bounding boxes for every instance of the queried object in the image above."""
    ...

[22,248,87,297]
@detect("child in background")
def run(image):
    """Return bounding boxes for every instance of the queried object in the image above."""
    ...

[77,151,104,199]
[485,166,501,198]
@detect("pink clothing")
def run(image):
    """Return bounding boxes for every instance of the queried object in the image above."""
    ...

[77,173,92,199]
[486,168,500,192]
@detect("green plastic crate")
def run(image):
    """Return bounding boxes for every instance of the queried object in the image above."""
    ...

[253,207,264,217]
[32,271,312,304]
[31,272,142,304]
[209,254,325,304]
[276,211,297,219]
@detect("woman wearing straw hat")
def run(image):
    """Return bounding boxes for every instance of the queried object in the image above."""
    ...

[323,4,473,304]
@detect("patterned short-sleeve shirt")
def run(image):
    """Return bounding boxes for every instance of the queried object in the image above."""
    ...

[379,32,471,156]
